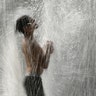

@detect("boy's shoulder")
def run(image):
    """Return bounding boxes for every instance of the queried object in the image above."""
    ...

[22,38,27,48]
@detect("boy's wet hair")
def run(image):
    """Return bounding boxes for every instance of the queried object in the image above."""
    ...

[16,15,32,34]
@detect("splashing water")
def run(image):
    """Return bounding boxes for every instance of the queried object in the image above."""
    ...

[0,0,96,96]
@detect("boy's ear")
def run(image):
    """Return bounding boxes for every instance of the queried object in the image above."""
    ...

[23,26,28,32]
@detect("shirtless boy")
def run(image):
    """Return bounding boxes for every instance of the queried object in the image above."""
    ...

[16,15,54,96]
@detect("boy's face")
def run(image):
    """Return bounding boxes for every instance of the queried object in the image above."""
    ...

[23,18,38,36]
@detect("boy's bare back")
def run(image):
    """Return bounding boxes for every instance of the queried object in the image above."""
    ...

[22,38,44,75]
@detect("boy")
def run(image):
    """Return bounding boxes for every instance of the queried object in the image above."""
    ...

[16,15,54,96]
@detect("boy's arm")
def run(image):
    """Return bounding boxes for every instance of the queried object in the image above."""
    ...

[36,41,52,69]
[41,45,51,69]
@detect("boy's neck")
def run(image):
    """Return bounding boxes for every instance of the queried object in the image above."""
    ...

[25,33,33,40]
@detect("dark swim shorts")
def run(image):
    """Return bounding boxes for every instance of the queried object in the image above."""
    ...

[24,74,44,96]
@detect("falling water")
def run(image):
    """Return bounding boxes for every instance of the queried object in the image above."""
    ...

[0,0,96,96]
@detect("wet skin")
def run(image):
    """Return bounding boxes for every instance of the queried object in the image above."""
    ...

[22,18,54,75]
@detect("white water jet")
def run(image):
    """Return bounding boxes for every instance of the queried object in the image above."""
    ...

[0,0,96,96]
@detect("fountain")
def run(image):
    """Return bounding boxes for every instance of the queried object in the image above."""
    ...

[0,0,96,96]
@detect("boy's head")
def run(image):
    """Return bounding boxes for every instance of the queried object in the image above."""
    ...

[16,15,33,34]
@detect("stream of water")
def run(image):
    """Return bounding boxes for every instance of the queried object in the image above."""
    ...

[0,0,96,96]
